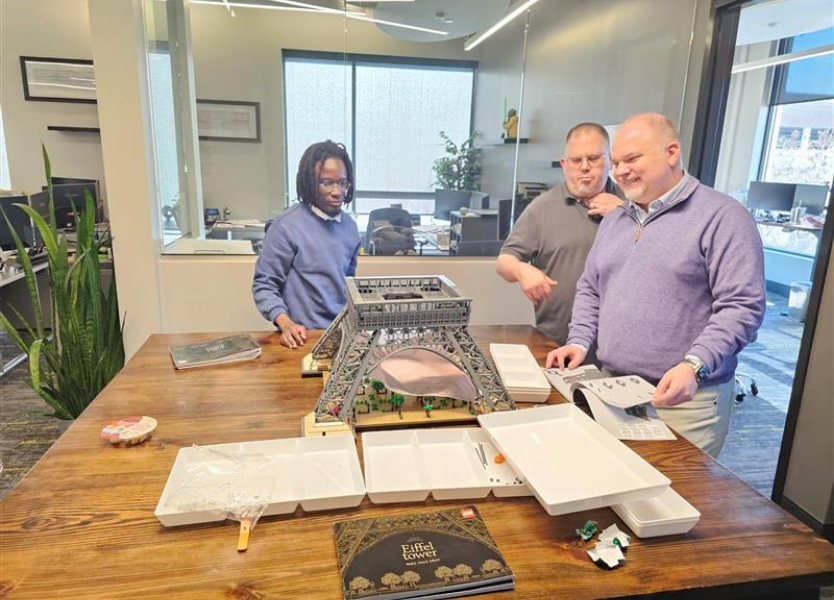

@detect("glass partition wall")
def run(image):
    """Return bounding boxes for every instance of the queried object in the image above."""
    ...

[143,0,699,257]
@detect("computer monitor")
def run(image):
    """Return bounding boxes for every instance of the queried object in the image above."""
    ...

[746,181,795,213]
[793,184,829,215]
[51,176,97,186]
[0,196,39,251]
[51,182,101,229]
[434,191,471,221]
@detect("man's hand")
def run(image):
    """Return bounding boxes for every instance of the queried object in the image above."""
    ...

[545,345,586,369]
[587,192,623,217]
[652,363,698,406]
[275,314,307,349]
[517,263,557,304]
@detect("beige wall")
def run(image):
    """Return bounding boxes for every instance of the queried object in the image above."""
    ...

[0,0,104,195]
[159,255,534,333]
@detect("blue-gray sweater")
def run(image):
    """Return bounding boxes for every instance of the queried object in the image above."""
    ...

[568,175,766,385]
[253,203,360,330]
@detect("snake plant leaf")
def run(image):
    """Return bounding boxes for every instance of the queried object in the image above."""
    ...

[0,145,125,419]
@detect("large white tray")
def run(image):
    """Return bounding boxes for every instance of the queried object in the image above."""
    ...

[477,404,670,516]
[155,436,366,527]
[362,428,531,504]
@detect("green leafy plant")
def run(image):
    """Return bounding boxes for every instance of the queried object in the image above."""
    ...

[0,145,125,419]
[431,131,482,191]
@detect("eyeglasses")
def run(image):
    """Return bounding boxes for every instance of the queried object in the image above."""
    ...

[564,154,607,168]
[318,178,351,192]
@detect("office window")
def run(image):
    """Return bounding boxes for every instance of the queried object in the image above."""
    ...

[283,51,476,213]
[0,108,10,190]
[773,27,834,105]
[147,51,181,233]
[761,27,834,187]
[284,56,353,206]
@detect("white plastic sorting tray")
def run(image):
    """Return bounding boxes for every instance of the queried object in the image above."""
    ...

[489,343,550,403]
[362,427,531,504]
[478,404,670,516]
[612,487,700,538]
[155,435,366,527]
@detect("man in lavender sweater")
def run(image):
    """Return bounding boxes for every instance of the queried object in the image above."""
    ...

[547,113,765,457]
[253,141,361,349]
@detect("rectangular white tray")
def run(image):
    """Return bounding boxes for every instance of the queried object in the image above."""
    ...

[612,487,700,538]
[155,435,366,527]
[478,404,670,516]
[362,428,531,504]
[489,343,550,403]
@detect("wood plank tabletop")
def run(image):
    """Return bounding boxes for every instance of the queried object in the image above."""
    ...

[1,326,833,600]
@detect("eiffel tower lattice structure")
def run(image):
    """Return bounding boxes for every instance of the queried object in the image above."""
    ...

[311,275,516,425]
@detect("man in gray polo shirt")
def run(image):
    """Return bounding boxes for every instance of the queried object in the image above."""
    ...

[496,123,622,345]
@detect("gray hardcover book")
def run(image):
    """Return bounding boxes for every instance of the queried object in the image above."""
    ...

[169,334,261,369]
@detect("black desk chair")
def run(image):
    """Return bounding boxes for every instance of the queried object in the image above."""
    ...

[363,207,417,255]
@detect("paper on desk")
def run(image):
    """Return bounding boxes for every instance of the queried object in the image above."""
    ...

[543,367,654,409]
[543,367,674,441]
[584,393,676,441]
[581,376,656,409]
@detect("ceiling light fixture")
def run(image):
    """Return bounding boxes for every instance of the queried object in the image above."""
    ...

[189,0,361,14]
[191,0,447,36]
[464,0,542,52]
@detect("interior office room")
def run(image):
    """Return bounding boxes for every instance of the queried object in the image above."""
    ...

[1,0,833,589]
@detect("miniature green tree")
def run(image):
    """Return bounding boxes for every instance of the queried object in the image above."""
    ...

[390,392,405,418]
[370,379,386,397]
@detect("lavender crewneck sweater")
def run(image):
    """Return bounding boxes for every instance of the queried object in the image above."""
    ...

[252,203,360,330]
[567,175,766,385]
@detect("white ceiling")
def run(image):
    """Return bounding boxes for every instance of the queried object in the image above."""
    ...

[360,0,512,42]
[737,0,834,45]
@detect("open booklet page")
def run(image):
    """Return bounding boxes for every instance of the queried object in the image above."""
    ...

[543,366,675,441]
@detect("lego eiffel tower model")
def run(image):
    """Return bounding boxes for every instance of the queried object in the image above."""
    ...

[309,275,516,429]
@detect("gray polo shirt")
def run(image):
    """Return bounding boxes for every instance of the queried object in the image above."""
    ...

[500,182,613,344]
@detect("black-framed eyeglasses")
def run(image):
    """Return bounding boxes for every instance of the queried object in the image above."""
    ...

[318,178,351,192]
[564,154,607,167]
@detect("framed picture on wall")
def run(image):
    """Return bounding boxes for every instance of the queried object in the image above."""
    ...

[20,56,96,103]
[196,100,261,143]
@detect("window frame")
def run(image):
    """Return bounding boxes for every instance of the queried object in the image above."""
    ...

[282,49,478,212]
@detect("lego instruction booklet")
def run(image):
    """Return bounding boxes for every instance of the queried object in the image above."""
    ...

[543,366,676,441]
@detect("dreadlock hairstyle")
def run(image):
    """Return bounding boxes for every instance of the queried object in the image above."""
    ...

[295,140,355,206]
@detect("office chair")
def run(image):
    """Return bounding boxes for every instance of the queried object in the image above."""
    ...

[734,336,759,403]
[734,372,759,403]
[363,207,417,255]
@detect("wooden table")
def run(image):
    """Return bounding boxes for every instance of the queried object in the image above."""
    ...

[2,326,833,599]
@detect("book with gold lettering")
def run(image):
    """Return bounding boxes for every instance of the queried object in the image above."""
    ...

[334,505,513,600]
[169,334,261,370]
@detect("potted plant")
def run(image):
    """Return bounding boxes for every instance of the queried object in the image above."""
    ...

[0,145,125,419]
[432,131,481,217]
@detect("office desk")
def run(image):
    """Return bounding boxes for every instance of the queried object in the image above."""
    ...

[206,222,266,242]
[413,224,451,253]
[2,327,833,599]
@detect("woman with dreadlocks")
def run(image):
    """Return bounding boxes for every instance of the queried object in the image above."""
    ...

[253,140,361,349]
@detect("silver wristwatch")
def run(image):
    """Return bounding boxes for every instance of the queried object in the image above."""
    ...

[681,355,708,384]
